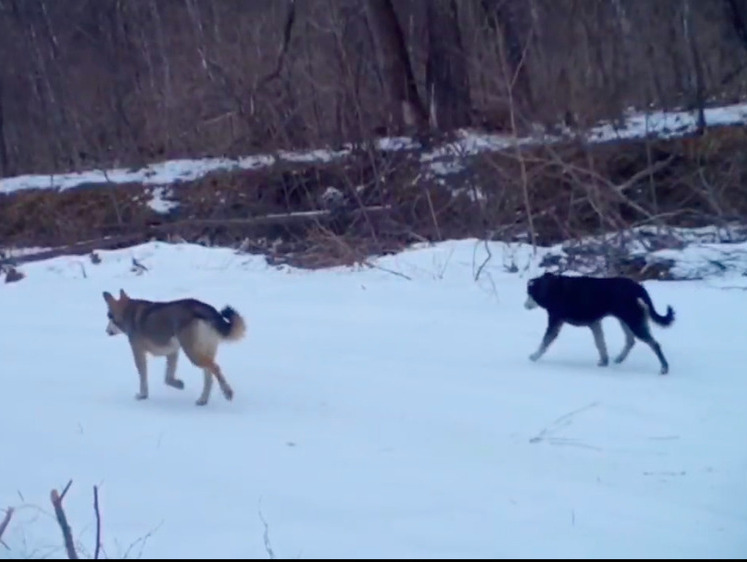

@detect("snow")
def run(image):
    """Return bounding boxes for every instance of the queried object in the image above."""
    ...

[422,102,747,178]
[146,186,179,215]
[2,238,746,558]
[3,102,747,195]
[585,102,747,143]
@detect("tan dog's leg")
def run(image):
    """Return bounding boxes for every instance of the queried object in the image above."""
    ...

[192,358,232,405]
[164,351,185,389]
[205,359,233,401]
[131,344,149,400]
[196,369,213,406]
[186,353,233,405]
[178,322,234,406]
[177,321,233,406]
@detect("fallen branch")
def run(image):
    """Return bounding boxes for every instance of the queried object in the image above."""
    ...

[2,234,143,266]
[3,206,393,268]
[147,205,391,231]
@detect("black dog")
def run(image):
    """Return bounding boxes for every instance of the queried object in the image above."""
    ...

[524,272,675,375]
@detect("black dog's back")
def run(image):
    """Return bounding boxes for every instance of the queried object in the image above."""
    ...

[541,275,648,325]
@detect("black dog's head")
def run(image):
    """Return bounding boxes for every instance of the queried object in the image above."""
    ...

[525,271,558,310]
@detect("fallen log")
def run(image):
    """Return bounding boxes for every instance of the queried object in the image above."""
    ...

[1,205,392,267]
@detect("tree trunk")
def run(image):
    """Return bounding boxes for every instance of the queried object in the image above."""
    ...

[725,0,747,51]
[682,0,706,131]
[481,0,535,122]
[425,0,471,131]
[0,74,8,176]
[365,0,428,134]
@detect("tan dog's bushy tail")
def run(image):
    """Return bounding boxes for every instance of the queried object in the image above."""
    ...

[212,306,247,342]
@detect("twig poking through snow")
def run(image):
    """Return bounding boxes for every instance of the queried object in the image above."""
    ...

[474,238,493,282]
[530,402,600,444]
[121,520,163,559]
[0,507,14,544]
[50,479,78,559]
[258,504,276,559]
[131,258,148,275]
[363,260,413,281]
[93,486,101,559]
[59,480,73,502]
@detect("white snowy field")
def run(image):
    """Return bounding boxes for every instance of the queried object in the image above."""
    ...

[1,239,746,559]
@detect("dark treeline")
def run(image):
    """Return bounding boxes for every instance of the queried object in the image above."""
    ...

[1,0,746,176]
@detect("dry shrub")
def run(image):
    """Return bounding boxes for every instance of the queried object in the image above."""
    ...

[3,126,747,272]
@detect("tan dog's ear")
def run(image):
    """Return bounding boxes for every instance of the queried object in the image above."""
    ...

[103,291,115,305]
[119,289,129,301]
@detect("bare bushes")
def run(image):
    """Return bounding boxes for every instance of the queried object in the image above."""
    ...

[3,126,747,276]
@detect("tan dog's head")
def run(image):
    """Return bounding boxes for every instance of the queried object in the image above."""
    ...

[102,289,130,336]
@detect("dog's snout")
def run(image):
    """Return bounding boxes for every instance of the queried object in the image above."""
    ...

[106,318,122,336]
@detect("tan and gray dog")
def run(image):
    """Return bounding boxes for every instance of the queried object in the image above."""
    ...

[103,289,246,406]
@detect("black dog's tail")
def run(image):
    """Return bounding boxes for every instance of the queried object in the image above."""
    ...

[211,305,247,341]
[637,292,675,327]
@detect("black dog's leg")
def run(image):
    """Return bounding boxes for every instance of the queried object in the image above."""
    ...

[530,316,563,362]
[629,320,670,375]
[614,320,636,364]
[589,320,609,366]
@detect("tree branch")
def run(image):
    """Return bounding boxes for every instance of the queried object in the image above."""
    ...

[256,0,296,88]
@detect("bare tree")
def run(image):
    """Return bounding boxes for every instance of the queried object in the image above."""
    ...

[0,74,8,176]
[0,0,746,175]
[725,0,747,51]
[365,0,428,134]
[425,0,471,131]
[480,0,535,123]
[682,0,706,131]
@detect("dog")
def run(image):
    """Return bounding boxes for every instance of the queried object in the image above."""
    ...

[102,289,247,406]
[524,272,675,375]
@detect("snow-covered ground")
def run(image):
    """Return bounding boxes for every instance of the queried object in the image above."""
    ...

[1,239,746,558]
[540,223,747,280]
